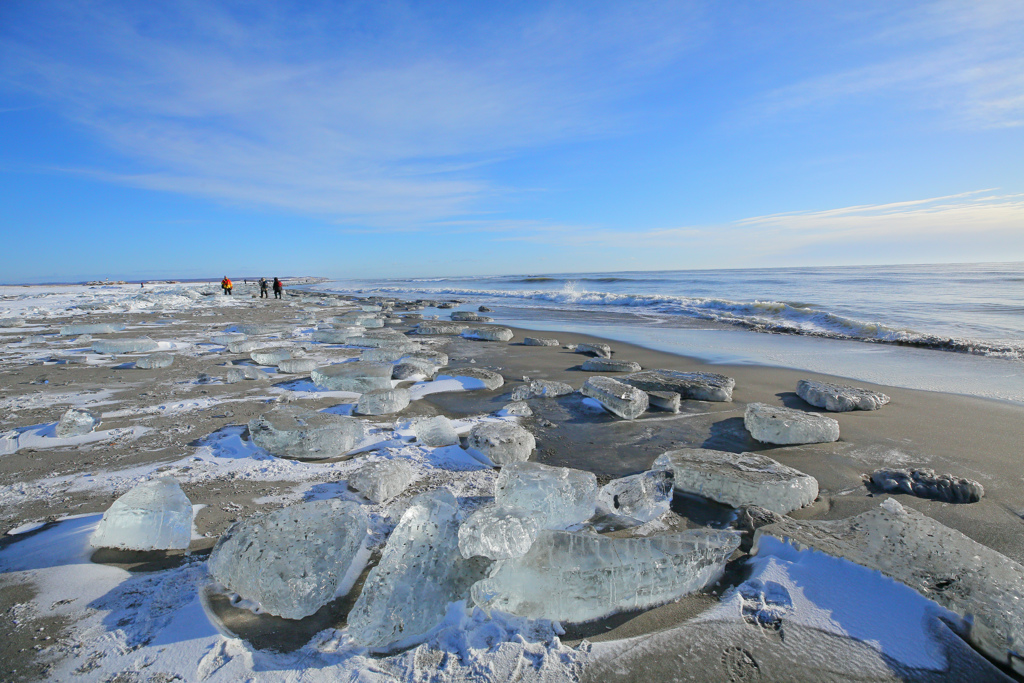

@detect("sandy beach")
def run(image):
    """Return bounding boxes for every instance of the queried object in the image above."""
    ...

[0,282,1022,682]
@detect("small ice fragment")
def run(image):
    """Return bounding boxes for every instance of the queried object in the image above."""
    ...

[597,469,674,522]
[467,422,535,465]
[208,500,368,619]
[311,362,393,392]
[868,468,983,504]
[55,408,100,437]
[510,379,574,400]
[575,342,612,358]
[349,460,417,503]
[277,358,318,374]
[744,403,840,445]
[797,379,890,412]
[458,504,542,560]
[413,322,465,335]
[495,461,597,529]
[472,528,740,622]
[226,366,265,383]
[250,347,292,366]
[498,401,532,417]
[580,376,649,419]
[622,369,735,402]
[90,477,192,551]
[523,337,559,347]
[136,352,174,369]
[413,416,460,447]
[92,337,159,354]
[211,332,247,345]
[248,407,363,459]
[647,390,681,412]
[581,358,641,372]
[355,388,411,416]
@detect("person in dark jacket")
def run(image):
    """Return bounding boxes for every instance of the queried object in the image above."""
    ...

[259,277,269,298]
[272,277,283,299]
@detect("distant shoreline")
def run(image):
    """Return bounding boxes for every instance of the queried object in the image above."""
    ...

[0,276,331,287]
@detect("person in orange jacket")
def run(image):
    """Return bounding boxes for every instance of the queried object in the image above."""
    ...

[221,276,233,295]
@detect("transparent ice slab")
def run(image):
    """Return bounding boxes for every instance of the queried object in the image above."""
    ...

[136,352,174,369]
[495,461,597,529]
[467,422,535,465]
[580,376,649,419]
[413,416,460,447]
[55,407,100,437]
[597,469,674,523]
[744,403,840,445]
[92,337,159,354]
[311,362,394,392]
[248,407,363,459]
[349,459,417,503]
[90,477,192,551]
[355,387,411,415]
[458,504,542,560]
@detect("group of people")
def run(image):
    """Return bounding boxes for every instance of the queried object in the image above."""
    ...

[220,276,283,299]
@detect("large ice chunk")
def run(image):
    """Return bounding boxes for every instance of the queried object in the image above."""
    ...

[208,500,368,620]
[597,469,674,523]
[622,369,735,402]
[797,379,890,412]
[509,379,574,400]
[868,468,983,504]
[211,332,247,345]
[581,358,641,372]
[458,504,542,560]
[463,326,514,342]
[754,500,1024,675]
[136,352,174,369]
[744,403,840,444]
[349,460,417,503]
[581,376,649,419]
[413,416,460,447]
[60,323,126,335]
[355,387,411,415]
[413,322,465,335]
[393,357,437,380]
[277,358,318,373]
[92,337,159,354]
[347,489,486,648]
[361,345,417,362]
[227,340,259,353]
[467,422,535,465]
[248,407,363,459]
[250,347,292,366]
[56,407,100,437]
[523,337,559,347]
[311,361,394,392]
[439,367,504,390]
[575,342,612,358]
[495,461,597,528]
[90,477,192,551]
[472,528,740,622]
[654,448,819,515]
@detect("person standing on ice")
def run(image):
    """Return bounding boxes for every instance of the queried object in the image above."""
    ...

[272,277,283,299]
[221,276,233,295]
[259,277,269,298]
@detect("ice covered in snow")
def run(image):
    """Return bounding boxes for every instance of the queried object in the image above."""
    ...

[654,448,819,515]
[211,332,246,345]
[250,347,292,366]
[472,528,740,623]
[92,337,159,354]
[208,499,368,620]
[581,358,641,372]
[510,379,574,400]
[347,489,487,649]
[311,361,394,392]
[225,366,265,383]
[868,468,983,504]
[744,402,840,444]
[135,352,174,369]
[90,477,192,551]
[467,422,535,465]
[495,462,597,529]
[647,390,680,412]
[55,407,100,437]
[439,367,504,390]
[754,499,1024,675]
[413,416,460,447]
[276,358,318,373]
[348,459,417,503]
[355,387,411,415]
[413,322,465,335]
[248,406,363,459]
[59,322,126,335]
[596,469,674,523]
[498,401,532,417]
[463,326,514,342]
[524,337,559,346]
[581,376,649,419]
[575,342,612,358]
[622,369,735,402]
[797,379,890,412]
[458,504,542,560]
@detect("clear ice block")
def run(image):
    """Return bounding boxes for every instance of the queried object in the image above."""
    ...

[467,422,535,465]
[393,357,437,380]
[509,379,574,400]
[211,332,247,345]
[472,528,740,622]
[56,407,100,437]
[361,345,416,362]
[622,369,735,402]
[355,387,411,415]
[208,499,368,619]
[90,477,192,551]
[59,323,126,335]
[92,337,159,354]
[458,504,542,560]
[744,402,840,445]
[463,326,514,342]
[135,352,174,369]
[277,358,318,373]
[495,461,597,529]
[248,407,363,459]
[580,376,649,419]
[349,459,417,503]
[597,469,674,522]
[311,362,394,392]
[226,366,265,383]
[227,340,258,353]
[250,347,292,366]
[413,322,465,335]
[413,416,460,447]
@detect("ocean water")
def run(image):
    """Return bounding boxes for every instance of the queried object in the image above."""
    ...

[311,262,1024,401]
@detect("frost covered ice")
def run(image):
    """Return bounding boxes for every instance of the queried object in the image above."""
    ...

[754,499,1024,675]
[347,489,487,649]
[744,402,840,444]
[92,337,159,354]
[581,358,641,372]
[90,477,192,551]
[250,347,292,366]
[413,322,465,335]
[135,352,174,369]
[349,459,417,503]
[647,390,681,413]
[55,407,100,437]
[495,461,597,529]
[311,361,394,392]
[654,448,819,515]
[510,379,574,400]
[277,358,318,373]
[463,326,514,342]
[622,369,735,402]
[575,342,612,358]
[355,387,411,415]
[868,468,983,504]
[472,528,740,623]
[581,376,649,419]
[597,469,674,523]
[439,367,505,390]
[413,415,460,447]
[208,500,368,620]
[392,357,437,380]
[248,407,363,459]
[796,379,890,412]
[467,422,536,465]
[523,337,559,346]
[459,504,542,560]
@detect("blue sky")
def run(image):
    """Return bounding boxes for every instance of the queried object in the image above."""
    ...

[1,0,1022,283]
